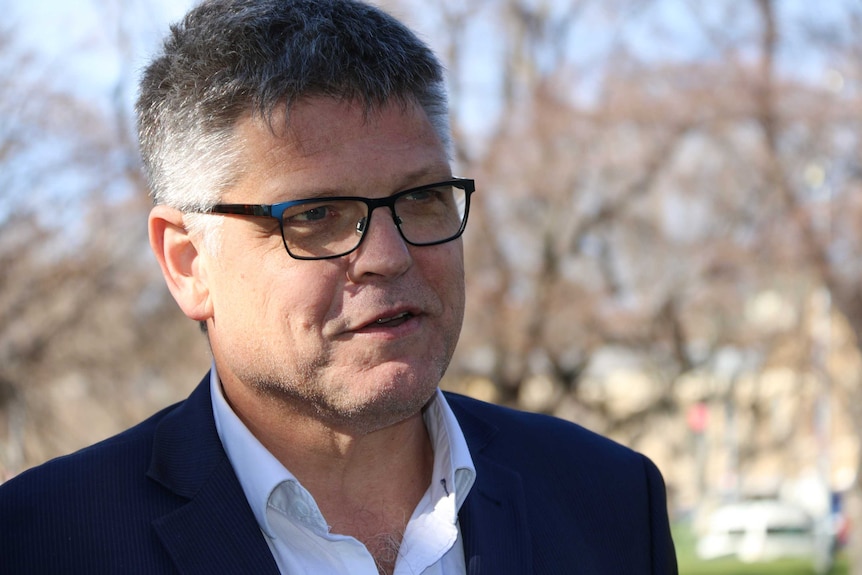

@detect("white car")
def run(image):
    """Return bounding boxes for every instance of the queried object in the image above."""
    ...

[696,499,817,563]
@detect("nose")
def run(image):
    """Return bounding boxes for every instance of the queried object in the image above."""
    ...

[347,207,412,280]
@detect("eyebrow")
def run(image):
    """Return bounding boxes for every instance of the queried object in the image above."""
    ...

[393,165,453,190]
[273,167,454,203]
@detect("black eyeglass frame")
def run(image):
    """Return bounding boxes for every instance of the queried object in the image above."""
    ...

[202,178,475,260]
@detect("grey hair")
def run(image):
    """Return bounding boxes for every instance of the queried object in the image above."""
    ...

[136,0,451,241]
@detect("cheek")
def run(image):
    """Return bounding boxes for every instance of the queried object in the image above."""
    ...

[273,268,345,330]
[423,246,466,314]
[437,244,465,290]
[209,262,281,333]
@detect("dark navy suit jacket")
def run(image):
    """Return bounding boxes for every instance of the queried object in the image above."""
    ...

[0,374,678,574]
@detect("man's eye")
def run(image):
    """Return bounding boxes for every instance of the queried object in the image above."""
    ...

[404,189,433,201]
[286,205,334,223]
[403,189,439,202]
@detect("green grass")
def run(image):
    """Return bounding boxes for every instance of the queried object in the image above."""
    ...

[679,558,848,575]
[673,523,850,575]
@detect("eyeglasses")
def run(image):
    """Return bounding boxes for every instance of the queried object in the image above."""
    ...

[199,178,475,260]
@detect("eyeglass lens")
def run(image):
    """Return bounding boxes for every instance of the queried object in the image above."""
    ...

[280,182,468,259]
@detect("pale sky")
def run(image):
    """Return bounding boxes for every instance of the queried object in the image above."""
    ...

[7,0,853,140]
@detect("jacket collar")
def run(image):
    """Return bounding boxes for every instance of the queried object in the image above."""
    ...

[446,393,533,575]
[147,374,280,574]
[144,380,531,575]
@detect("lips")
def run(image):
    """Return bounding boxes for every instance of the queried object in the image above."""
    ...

[373,311,413,328]
[349,307,421,333]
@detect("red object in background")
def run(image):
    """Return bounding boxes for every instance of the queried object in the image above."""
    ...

[687,402,709,434]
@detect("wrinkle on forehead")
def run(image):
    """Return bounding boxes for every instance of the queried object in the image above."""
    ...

[226,96,450,203]
[252,96,428,149]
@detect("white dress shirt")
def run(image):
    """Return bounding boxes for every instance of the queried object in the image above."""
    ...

[209,367,476,575]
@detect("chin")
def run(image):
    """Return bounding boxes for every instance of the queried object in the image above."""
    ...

[327,372,440,432]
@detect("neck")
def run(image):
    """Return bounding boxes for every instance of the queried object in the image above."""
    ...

[222,378,435,547]
[276,412,434,505]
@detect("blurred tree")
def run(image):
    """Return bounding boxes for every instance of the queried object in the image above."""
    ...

[2,1,861,570]
[411,0,861,566]
[0,3,208,477]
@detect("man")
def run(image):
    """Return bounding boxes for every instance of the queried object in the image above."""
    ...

[0,1,677,573]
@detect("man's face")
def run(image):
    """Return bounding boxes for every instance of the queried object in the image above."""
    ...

[200,98,465,432]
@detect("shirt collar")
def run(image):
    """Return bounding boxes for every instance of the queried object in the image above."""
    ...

[209,363,476,538]
[421,385,476,514]
[209,366,294,538]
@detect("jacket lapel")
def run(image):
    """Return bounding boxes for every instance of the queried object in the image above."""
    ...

[147,375,280,575]
[144,383,533,574]
[447,394,533,575]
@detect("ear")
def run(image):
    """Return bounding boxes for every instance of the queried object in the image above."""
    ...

[148,205,213,322]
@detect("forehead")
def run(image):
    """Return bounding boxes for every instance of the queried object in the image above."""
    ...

[229,98,450,200]
[246,98,446,166]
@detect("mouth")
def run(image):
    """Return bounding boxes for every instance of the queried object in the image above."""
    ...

[372,311,413,328]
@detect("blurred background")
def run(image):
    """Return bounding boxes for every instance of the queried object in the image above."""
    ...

[0,0,859,573]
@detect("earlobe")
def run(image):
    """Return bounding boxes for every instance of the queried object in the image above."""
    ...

[148,205,213,322]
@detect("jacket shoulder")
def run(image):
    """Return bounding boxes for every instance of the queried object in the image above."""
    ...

[444,390,642,463]
[2,400,178,494]
[0,400,189,572]
[445,391,678,573]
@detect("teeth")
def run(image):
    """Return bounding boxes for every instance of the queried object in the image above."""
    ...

[376,312,409,324]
